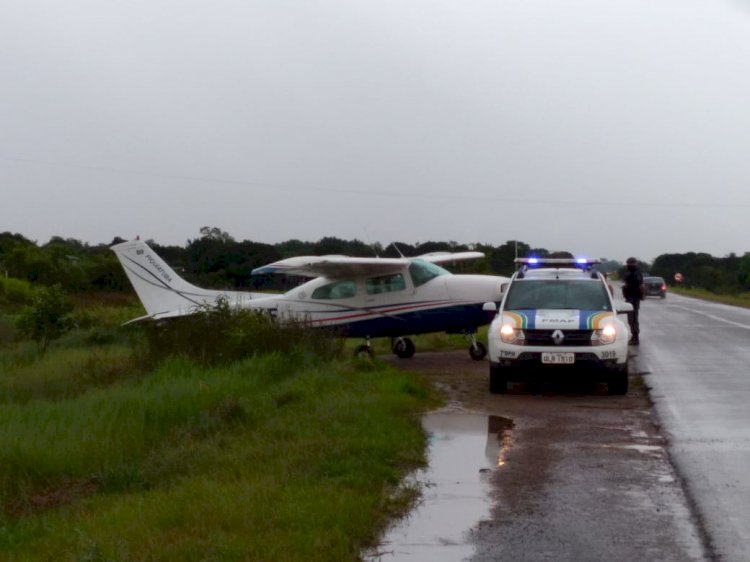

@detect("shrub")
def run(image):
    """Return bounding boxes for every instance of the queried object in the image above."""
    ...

[16,285,74,354]
[139,298,343,366]
[0,277,36,311]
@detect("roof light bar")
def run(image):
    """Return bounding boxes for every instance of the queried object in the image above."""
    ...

[514,257,601,269]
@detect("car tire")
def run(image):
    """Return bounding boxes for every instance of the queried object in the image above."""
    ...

[608,365,629,395]
[489,365,508,394]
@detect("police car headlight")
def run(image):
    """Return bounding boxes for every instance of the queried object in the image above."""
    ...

[592,324,617,346]
[499,323,525,345]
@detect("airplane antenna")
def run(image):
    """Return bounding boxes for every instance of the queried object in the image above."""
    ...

[363,229,379,257]
[392,243,406,258]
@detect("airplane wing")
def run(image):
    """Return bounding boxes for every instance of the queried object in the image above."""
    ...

[251,256,409,278]
[251,252,485,278]
[417,251,485,264]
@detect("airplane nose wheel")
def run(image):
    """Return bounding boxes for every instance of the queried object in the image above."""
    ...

[468,334,487,361]
[392,337,416,359]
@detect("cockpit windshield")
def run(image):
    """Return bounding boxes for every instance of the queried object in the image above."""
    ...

[409,259,450,287]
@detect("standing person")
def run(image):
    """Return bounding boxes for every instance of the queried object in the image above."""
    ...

[622,257,645,345]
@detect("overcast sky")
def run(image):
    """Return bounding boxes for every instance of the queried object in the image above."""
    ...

[2,0,750,262]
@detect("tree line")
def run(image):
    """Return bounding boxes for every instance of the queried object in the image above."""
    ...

[1,227,748,295]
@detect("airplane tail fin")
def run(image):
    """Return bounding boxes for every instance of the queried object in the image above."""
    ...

[111,239,251,318]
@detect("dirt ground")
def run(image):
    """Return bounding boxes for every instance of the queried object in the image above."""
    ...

[383,351,712,562]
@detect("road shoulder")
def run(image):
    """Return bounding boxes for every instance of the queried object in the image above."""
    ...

[385,351,710,561]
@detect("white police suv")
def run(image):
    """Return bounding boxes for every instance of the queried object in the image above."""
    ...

[483,258,633,395]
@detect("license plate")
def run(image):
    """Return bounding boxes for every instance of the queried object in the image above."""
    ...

[541,352,575,365]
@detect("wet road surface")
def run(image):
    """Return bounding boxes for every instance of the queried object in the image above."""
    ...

[639,293,750,561]
[372,349,709,561]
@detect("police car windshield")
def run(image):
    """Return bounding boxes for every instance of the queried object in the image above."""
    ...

[505,280,612,311]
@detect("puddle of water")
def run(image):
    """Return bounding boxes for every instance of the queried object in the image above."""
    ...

[364,412,513,562]
[605,443,663,454]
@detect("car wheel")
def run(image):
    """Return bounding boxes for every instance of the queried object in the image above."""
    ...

[608,365,629,395]
[469,341,487,361]
[489,365,508,394]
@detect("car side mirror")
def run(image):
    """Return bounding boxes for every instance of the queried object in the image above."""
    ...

[616,302,634,314]
[483,302,497,312]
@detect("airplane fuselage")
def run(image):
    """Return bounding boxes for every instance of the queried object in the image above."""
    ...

[256,269,505,338]
[111,240,508,355]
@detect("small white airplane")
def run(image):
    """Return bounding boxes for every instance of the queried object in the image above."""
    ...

[111,239,509,360]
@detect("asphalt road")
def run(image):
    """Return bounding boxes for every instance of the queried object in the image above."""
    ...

[380,350,709,561]
[639,292,750,561]
[375,292,750,561]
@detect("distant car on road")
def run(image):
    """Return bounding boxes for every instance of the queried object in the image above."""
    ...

[484,258,633,395]
[643,276,667,298]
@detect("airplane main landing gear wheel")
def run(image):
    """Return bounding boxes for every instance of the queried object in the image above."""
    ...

[355,337,374,358]
[392,337,415,359]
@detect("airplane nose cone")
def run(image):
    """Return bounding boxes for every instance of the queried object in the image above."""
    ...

[444,275,509,302]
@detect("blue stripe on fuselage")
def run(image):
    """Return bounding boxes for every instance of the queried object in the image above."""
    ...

[333,303,490,338]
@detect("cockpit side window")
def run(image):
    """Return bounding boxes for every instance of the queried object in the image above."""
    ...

[409,259,450,287]
[311,280,356,300]
[366,273,406,295]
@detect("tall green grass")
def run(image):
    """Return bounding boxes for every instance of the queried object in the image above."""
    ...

[0,344,140,403]
[140,299,344,366]
[0,299,438,560]
[0,349,434,560]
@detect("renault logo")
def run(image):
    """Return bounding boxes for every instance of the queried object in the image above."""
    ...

[551,329,565,345]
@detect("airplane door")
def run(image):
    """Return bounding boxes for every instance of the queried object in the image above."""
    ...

[364,272,412,305]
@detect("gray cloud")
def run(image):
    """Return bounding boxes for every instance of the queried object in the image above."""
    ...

[2,0,749,261]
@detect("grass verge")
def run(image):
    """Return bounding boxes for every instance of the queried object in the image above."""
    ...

[0,349,436,561]
[670,287,750,308]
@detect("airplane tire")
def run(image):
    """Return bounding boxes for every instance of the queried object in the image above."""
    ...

[394,338,415,359]
[469,341,487,361]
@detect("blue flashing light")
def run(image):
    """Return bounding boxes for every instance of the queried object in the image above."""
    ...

[528,257,539,265]
[576,258,588,264]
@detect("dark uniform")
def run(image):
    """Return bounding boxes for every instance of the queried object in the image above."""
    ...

[622,258,644,344]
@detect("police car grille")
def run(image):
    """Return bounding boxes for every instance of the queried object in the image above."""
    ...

[524,329,593,346]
